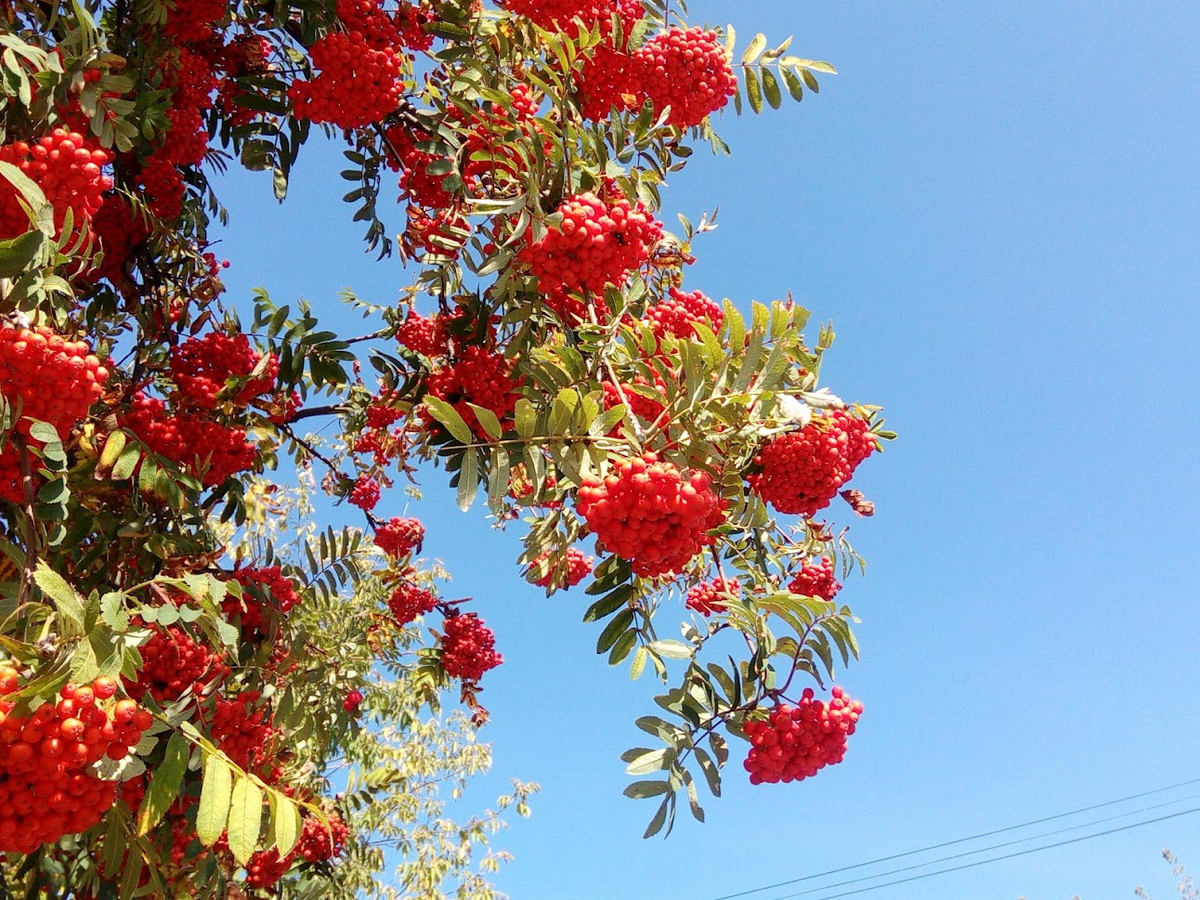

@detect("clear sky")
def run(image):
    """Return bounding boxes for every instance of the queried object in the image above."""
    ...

[213,1,1200,897]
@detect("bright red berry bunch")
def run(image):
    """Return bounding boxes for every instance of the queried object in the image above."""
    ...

[365,396,404,429]
[121,392,258,487]
[349,476,382,510]
[518,190,662,301]
[0,324,108,503]
[0,673,149,852]
[170,331,278,410]
[424,345,523,439]
[742,686,863,785]
[225,566,302,637]
[439,613,502,681]
[397,310,450,358]
[685,577,740,616]
[576,452,727,578]
[531,547,593,589]
[87,192,150,284]
[289,32,404,129]
[747,410,876,517]
[503,0,641,34]
[601,372,667,434]
[577,43,642,121]
[245,848,293,889]
[634,27,736,127]
[0,128,113,240]
[342,690,364,712]
[124,625,227,703]
[297,808,350,862]
[375,517,425,558]
[210,691,277,774]
[787,556,841,602]
[387,582,439,626]
[648,287,724,340]
[163,0,225,42]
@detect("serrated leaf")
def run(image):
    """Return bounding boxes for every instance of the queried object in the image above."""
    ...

[466,403,502,441]
[0,229,44,277]
[33,562,84,638]
[762,67,783,109]
[623,779,670,799]
[744,68,763,114]
[268,789,301,856]
[626,747,674,776]
[423,396,473,444]
[643,794,671,839]
[741,33,767,65]
[137,732,188,835]
[227,776,264,866]
[196,753,233,846]
[456,448,479,511]
[596,608,634,653]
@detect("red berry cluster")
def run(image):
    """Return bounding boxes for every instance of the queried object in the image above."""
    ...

[397,310,450,357]
[519,190,662,304]
[787,556,841,602]
[0,324,108,503]
[375,516,425,558]
[685,577,740,616]
[124,624,227,703]
[0,674,148,852]
[648,287,724,340]
[210,691,277,773]
[439,613,502,681]
[387,581,439,626]
[747,410,876,517]
[576,452,727,578]
[635,27,736,128]
[343,690,364,712]
[297,808,350,862]
[87,192,150,284]
[365,395,404,429]
[424,345,524,439]
[503,0,638,31]
[163,0,225,43]
[225,566,302,637]
[157,48,218,169]
[349,476,382,510]
[245,848,293,889]
[386,125,456,210]
[170,331,278,410]
[577,43,643,121]
[742,687,863,785]
[402,206,470,261]
[601,373,667,435]
[290,5,405,131]
[530,547,593,589]
[121,392,258,487]
[0,128,113,240]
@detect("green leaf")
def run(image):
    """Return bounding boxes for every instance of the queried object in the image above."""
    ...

[423,396,473,444]
[196,753,233,847]
[625,747,673,776]
[643,794,671,839]
[33,562,84,638]
[456,448,480,511]
[268,789,301,856]
[466,403,502,441]
[0,229,44,277]
[227,776,264,866]
[744,68,763,114]
[582,584,632,622]
[648,639,693,660]
[137,732,189,835]
[761,68,783,109]
[623,779,670,799]
[741,33,767,65]
[596,608,634,653]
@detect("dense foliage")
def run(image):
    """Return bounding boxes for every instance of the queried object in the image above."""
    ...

[0,0,892,894]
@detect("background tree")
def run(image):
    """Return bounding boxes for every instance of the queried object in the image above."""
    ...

[0,0,889,894]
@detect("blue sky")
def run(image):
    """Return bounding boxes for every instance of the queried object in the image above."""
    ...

[214,1,1200,897]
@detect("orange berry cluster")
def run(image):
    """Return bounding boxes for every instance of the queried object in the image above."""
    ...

[170,332,279,410]
[576,453,727,578]
[121,392,257,487]
[387,581,438,626]
[396,310,450,357]
[601,372,667,435]
[0,324,108,503]
[440,612,502,681]
[531,547,594,589]
[747,410,876,517]
[225,566,302,637]
[743,687,863,785]
[685,576,740,616]
[0,128,113,240]
[648,287,724,341]
[349,476,381,510]
[297,807,350,862]
[503,0,641,35]
[375,517,425,558]
[124,624,227,703]
[424,345,524,439]
[210,691,276,773]
[163,0,225,42]
[402,206,470,260]
[0,674,148,852]
[518,190,662,304]
[787,556,841,602]
[635,27,737,128]
[87,193,150,284]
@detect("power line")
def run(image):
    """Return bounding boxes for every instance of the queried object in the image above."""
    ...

[769,805,1200,900]
[709,776,1200,900]
[756,793,1200,900]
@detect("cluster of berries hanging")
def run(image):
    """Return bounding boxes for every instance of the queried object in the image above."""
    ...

[519,189,662,316]
[685,577,740,617]
[121,392,257,487]
[349,476,382,510]
[170,332,279,410]
[748,409,877,517]
[742,687,863,785]
[397,309,451,358]
[124,625,227,703]
[601,371,667,435]
[210,691,279,775]
[387,581,439,627]
[375,516,425,558]
[0,324,108,503]
[423,345,524,439]
[648,287,725,341]
[439,613,503,681]
[225,566,302,638]
[0,673,148,852]
[576,453,727,578]
[87,193,150,284]
[787,556,842,602]
[0,128,113,240]
[530,547,594,589]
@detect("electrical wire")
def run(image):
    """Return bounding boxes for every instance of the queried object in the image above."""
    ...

[769,805,1200,900]
[709,776,1200,900]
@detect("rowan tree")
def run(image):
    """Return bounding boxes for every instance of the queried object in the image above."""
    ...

[0,0,893,894]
